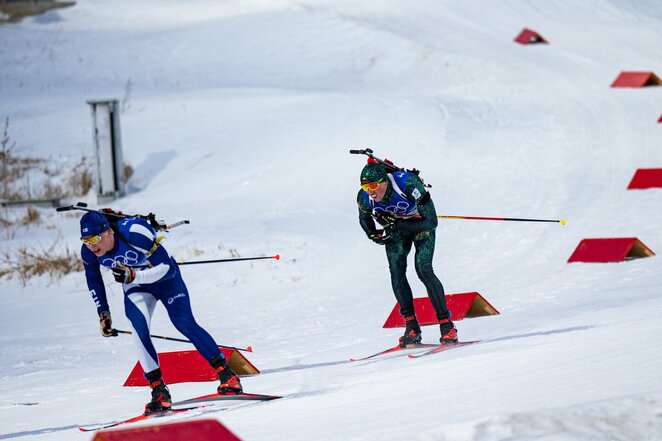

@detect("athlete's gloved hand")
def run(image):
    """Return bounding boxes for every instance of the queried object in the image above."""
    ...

[111,261,135,284]
[375,212,397,229]
[99,311,118,337]
[368,229,391,245]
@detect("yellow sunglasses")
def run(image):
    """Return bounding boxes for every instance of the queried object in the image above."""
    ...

[81,233,102,245]
[361,181,382,192]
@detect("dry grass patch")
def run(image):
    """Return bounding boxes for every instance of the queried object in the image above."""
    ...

[21,206,40,225]
[0,238,82,286]
[2,116,94,201]
[0,1,76,24]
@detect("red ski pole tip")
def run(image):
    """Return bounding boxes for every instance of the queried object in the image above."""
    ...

[274,254,280,260]
[246,346,253,352]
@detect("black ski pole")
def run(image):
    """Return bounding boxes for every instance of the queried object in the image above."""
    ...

[176,255,280,266]
[439,215,566,224]
[114,329,253,352]
[128,254,281,269]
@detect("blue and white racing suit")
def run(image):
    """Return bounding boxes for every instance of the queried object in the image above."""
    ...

[82,217,223,373]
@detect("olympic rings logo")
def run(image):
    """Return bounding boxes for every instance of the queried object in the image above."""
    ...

[375,200,415,215]
[101,250,140,268]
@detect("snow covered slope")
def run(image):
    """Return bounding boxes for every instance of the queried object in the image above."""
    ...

[1,1,661,440]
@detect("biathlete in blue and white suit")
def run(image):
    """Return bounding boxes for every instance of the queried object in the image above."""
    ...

[79,211,242,413]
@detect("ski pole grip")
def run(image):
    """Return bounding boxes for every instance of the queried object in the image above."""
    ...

[349,149,363,154]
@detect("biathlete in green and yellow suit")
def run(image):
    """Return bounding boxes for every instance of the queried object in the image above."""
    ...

[357,162,458,347]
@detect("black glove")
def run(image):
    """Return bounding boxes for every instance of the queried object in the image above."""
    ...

[111,261,135,284]
[368,229,391,245]
[99,311,118,337]
[375,211,397,229]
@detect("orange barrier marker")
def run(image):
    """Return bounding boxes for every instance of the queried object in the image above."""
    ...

[627,168,662,190]
[567,237,655,263]
[611,71,662,88]
[92,418,242,441]
[123,348,259,387]
[514,28,548,45]
[383,292,499,328]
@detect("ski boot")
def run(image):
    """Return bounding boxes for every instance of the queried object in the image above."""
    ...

[439,318,458,344]
[210,354,243,395]
[398,315,422,348]
[144,369,172,414]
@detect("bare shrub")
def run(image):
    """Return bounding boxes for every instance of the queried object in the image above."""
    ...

[21,206,40,226]
[1,117,48,201]
[2,117,94,201]
[65,168,92,197]
[0,206,39,230]
[78,168,93,195]
[1,116,15,199]
[0,238,82,286]
[0,214,13,228]
[41,180,61,200]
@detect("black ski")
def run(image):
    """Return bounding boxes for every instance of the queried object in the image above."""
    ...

[78,392,280,432]
[349,343,439,362]
[78,405,205,432]
[171,391,282,406]
[407,340,480,359]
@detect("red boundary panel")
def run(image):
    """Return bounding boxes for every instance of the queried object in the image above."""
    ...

[92,418,242,441]
[567,237,655,263]
[383,292,499,328]
[123,349,259,387]
[610,71,662,88]
[514,28,548,45]
[627,168,662,189]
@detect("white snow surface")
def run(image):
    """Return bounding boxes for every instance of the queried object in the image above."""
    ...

[1,0,662,440]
